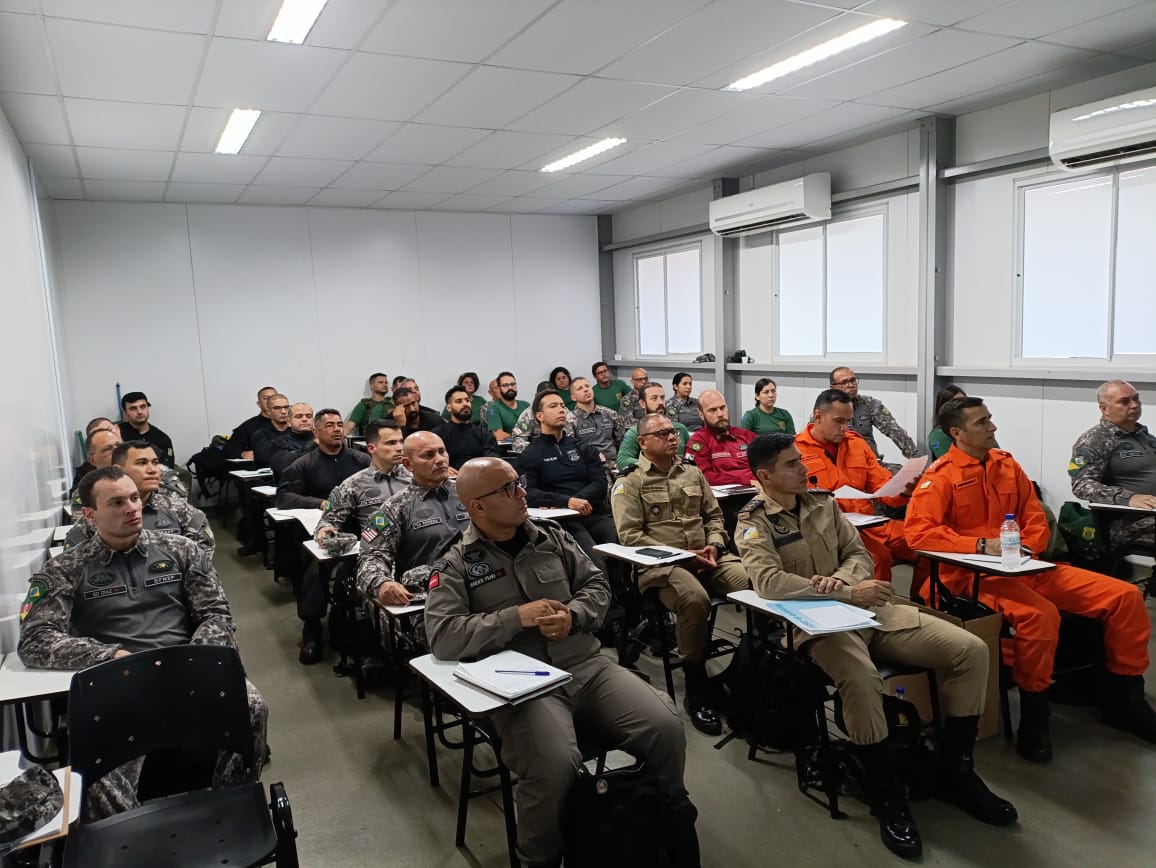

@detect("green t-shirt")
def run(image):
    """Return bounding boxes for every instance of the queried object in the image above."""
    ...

[592,380,630,410]
[349,397,394,428]
[487,399,529,434]
[559,388,575,410]
[739,406,795,436]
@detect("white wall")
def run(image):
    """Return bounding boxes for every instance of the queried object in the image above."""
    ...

[0,105,70,650]
[50,203,601,463]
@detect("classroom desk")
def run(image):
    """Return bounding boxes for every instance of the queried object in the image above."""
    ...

[52,526,71,543]
[379,602,425,740]
[0,750,81,855]
[223,465,269,516]
[302,538,367,695]
[0,655,75,765]
[916,550,1056,608]
[1089,501,1156,562]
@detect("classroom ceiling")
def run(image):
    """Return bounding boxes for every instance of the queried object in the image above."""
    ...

[1,0,1155,214]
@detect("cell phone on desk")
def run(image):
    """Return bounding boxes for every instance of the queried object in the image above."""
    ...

[636,547,678,559]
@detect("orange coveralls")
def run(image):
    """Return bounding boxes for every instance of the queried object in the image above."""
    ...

[795,425,922,582]
[905,445,1149,693]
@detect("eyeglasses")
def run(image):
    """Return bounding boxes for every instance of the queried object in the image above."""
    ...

[639,428,678,439]
[476,474,527,500]
[832,377,858,387]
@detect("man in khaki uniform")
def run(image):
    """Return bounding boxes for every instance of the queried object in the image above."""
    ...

[611,413,749,735]
[736,433,1016,859]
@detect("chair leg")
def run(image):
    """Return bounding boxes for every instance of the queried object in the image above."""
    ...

[498,759,519,868]
[1000,680,1014,743]
[654,613,677,700]
[455,724,475,846]
[420,684,439,788]
[925,670,943,744]
[269,781,300,868]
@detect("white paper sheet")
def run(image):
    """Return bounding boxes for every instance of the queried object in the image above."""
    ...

[833,455,928,499]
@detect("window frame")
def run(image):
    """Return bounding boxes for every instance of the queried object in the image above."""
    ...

[632,240,705,359]
[771,202,890,363]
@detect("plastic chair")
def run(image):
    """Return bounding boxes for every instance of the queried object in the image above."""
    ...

[63,645,298,868]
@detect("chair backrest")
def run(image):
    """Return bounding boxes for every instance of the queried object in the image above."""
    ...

[67,645,255,790]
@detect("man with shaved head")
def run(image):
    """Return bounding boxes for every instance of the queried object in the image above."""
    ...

[684,389,756,487]
[267,403,319,480]
[70,426,122,499]
[223,385,278,459]
[426,457,688,868]
[70,418,119,492]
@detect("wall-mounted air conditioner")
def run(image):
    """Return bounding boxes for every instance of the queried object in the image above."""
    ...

[1050,85,1156,171]
[708,173,831,238]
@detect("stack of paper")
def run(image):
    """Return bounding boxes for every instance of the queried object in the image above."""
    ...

[763,599,879,635]
[453,650,571,703]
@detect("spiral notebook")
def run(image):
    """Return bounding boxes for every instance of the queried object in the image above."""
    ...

[453,650,571,703]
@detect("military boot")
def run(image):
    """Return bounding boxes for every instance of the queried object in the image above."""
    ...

[934,716,1018,825]
[1016,689,1052,762]
[1102,673,1156,743]
[858,742,922,859]
[682,661,722,736]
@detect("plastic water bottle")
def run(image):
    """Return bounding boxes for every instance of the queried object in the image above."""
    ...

[893,686,908,726]
[1000,514,1021,570]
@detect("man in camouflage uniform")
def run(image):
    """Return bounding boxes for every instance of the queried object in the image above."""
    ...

[830,366,919,462]
[314,419,412,543]
[20,467,267,820]
[617,367,650,423]
[509,403,577,454]
[1070,379,1156,549]
[611,413,749,736]
[570,376,627,465]
[64,441,213,553]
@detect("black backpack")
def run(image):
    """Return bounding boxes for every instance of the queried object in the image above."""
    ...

[328,565,378,666]
[563,763,700,868]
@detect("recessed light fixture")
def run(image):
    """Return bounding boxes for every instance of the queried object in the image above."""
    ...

[266,0,329,44]
[723,18,907,92]
[541,138,627,173]
[215,109,262,155]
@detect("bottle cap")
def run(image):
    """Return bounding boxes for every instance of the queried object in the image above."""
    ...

[1005,514,1014,520]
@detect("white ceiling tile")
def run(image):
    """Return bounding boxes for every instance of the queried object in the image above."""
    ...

[238,185,323,205]
[312,53,472,121]
[531,173,623,198]
[307,188,384,207]
[600,0,839,86]
[363,0,554,62]
[486,196,569,213]
[180,107,299,155]
[253,157,353,187]
[542,198,621,214]
[77,146,174,181]
[0,12,58,94]
[64,99,186,150]
[1044,4,1156,54]
[669,95,837,145]
[507,78,676,136]
[400,165,504,194]
[195,38,348,112]
[782,29,1021,102]
[595,88,761,142]
[466,171,556,196]
[489,0,711,75]
[857,0,1009,26]
[0,1,41,11]
[445,131,577,170]
[363,123,490,164]
[415,66,579,128]
[41,0,217,33]
[593,175,695,200]
[24,143,77,178]
[735,102,910,149]
[960,0,1143,39]
[581,141,717,176]
[46,18,206,104]
[430,193,512,211]
[372,191,451,209]
[279,115,400,160]
[171,152,268,184]
[1119,37,1156,61]
[306,0,392,49]
[0,93,71,145]
[37,176,84,198]
[801,108,922,151]
[214,0,279,39]
[164,182,245,203]
[84,179,166,201]
[328,161,430,190]
[648,145,772,178]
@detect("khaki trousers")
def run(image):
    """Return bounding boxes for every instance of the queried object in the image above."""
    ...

[650,555,749,663]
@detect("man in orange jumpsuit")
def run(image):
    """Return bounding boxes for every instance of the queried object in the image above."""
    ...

[795,389,926,583]
[906,396,1156,762]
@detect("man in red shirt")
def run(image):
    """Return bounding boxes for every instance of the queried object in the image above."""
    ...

[684,390,755,487]
[795,389,924,583]
[906,396,1156,762]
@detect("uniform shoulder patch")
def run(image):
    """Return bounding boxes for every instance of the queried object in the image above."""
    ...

[371,510,391,530]
[690,441,703,452]
[740,526,759,541]
[612,482,625,497]
[428,571,440,590]
[20,580,47,621]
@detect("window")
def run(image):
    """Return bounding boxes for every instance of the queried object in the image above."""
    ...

[776,210,886,358]
[1018,164,1156,360]
[635,245,702,355]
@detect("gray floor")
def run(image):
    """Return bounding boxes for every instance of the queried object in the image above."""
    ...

[217,519,1156,867]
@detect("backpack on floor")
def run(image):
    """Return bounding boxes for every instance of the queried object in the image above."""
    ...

[327,564,378,664]
[563,762,700,868]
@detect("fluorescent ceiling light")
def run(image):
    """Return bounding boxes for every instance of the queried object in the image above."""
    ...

[215,109,262,155]
[723,18,907,92]
[267,0,328,44]
[541,138,627,173]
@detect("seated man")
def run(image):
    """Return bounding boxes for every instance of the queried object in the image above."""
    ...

[400,378,443,430]
[70,426,122,499]
[251,394,291,469]
[267,403,319,480]
[1070,379,1156,550]
[315,420,412,544]
[591,360,630,411]
[486,372,529,442]
[71,417,118,489]
[510,401,577,454]
[223,386,277,459]
[426,457,687,868]
[737,434,1016,859]
[345,372,394,436]
[796,389,925,583]
[521,390,617,568]
[20,467,267,819]
[907,396,1156,761]
[617,367,649,423]
[64,441,214,554]
[829,367,918,463]
[570,376,626,466]
[611,413,749,734]
[616,383,690,471]
[435,386,499,469]
[391,386,440,436]
[684,389,755,487]
[118,391,175,467]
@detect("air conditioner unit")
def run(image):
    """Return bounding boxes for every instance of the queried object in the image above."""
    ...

[1049,85,1156,171]
[708,173,831,238]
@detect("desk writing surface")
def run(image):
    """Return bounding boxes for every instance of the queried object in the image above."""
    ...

[52,526,71,542]
[593,543,695,567]
[527,507,580,519]
[711,485,756,498]
[383,603,425,617]
[266,507,322,534]
[48,546,64,559]
[228,468,273,480]
[916,550,1056,576]
[0,654,75,703]
[225,458,253,465]
[409,654,507,716]
[302,539,360,562]
[843,513,889,529]
[252,485,277,497]
[1089,502,1156,514]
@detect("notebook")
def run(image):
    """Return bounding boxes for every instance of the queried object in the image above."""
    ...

[762,599,879,635]
[453,650,571,703]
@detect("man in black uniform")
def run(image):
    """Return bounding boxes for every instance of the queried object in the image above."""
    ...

[436,385,500,469]
[268,403,318,480]
[251,394,290,468]
[71,418,118,489]
[118,391,175,467]
[392,387,440,435]
[401,378,443,429]
[223,385,277,459]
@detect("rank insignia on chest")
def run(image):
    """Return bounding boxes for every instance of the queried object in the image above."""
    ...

[89,571,117,588]
[566,449,579,462]
[467,562,492,578]
[149,560,173,573]
[464,549,485,563]
[772,522,790,535]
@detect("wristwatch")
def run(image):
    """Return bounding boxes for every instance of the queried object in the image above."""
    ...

[976,538,986,554]
[709,542,726,558]
[568,607,581,632]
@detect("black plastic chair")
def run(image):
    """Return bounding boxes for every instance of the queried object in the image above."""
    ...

[63,645,298,868]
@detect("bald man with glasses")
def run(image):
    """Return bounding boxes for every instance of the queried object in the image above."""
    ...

[829,367,918,463]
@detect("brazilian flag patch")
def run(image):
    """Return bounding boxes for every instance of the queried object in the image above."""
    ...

[20,580,47,621]
[372,511,391,530]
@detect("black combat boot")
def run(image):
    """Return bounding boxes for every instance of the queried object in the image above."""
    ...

[1016,689,1052,762]
[682,661,722,736]
[1102,673,1156,743]
[299,619,323,665]
[934,716,1018,825]
[858,742,922,859]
